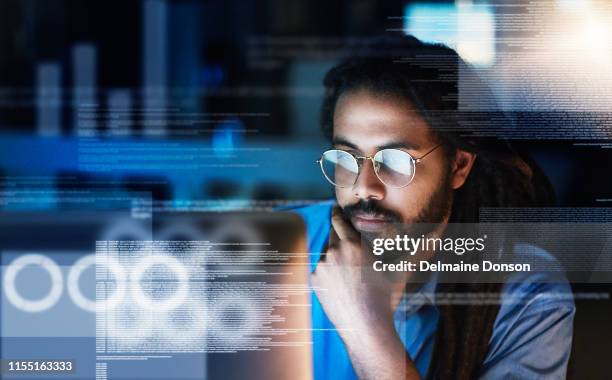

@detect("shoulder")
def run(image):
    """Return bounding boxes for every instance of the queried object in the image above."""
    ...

[284,201,334,271]
[481,243,575,379]
[501,243,574,310]
[289,201,334,225]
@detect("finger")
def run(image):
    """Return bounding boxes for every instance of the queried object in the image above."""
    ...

[331,206,359,241]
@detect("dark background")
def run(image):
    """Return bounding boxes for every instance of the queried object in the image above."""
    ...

[0,0,611,378]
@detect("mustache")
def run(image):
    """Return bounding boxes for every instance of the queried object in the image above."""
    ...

[341,200,402,223]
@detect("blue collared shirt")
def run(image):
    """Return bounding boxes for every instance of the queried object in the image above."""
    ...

[292,202,575,379]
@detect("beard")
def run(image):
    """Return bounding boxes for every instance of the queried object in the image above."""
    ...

[341,171,453,264]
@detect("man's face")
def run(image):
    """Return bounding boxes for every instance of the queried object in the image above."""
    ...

[332,89,455,239]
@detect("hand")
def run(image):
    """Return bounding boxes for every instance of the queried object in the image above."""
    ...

[311,206,395,334]
[311,207,422,379]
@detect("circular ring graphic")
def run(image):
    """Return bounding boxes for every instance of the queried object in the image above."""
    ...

[104,303,154,340]
[101,219,150,242]
[160,300,208,345]
[130,255,189,311]
[208,295,258,340]
[156,223,206,266]
[209,221,262,247]
[208,221,263,267]
[157,222,203,243]
[67,254,127,313]
[3,254,63,313]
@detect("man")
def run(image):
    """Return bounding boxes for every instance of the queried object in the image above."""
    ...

[293,36,574,379]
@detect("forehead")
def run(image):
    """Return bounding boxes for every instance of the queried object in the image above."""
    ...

[332,89,434,151]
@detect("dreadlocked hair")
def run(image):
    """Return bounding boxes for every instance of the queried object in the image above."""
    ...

[319,35,556,379]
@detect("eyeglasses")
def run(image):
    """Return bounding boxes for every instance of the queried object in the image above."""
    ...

[316,144,441,188]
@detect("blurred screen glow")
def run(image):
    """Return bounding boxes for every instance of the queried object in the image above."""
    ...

[403,2,495,67]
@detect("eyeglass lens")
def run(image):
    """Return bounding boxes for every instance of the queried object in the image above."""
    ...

[320,149,416,188]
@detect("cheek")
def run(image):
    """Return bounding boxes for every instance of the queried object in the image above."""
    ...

[383,189,423,220]
[386,171,446,219]
[335,187,352,206]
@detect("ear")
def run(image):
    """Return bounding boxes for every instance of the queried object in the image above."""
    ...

[450,149,477,190]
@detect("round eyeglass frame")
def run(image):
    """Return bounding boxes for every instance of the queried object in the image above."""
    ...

[316,144,441,189]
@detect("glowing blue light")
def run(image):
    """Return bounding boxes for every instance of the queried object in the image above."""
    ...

[404,3,495,67]
[212,118,245,157]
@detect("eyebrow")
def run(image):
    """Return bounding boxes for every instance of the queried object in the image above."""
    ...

[332,136,420,151]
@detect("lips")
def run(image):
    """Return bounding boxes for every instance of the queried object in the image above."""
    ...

[350,213,388,232]
[353,213,386,222]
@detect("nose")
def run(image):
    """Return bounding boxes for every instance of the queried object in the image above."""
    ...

[353,158,385,201]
